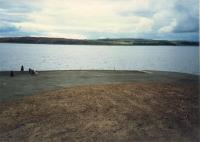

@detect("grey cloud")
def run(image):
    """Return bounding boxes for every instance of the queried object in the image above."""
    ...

[0,12,28,23]
[0,0,39,36]
[0,26,18,33]
[0,0,40,24]
[172,0,199,33]
[0,0,39,12]
[134,11,155,18]
[0,0,39,29]
[120,10,155,18]
[173,18,199,33]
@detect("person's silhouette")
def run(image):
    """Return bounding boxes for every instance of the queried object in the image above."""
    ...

[10,71,14,77]
[21,65,24,72]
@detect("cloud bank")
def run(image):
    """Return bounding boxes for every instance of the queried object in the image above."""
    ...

[0,0,199,40]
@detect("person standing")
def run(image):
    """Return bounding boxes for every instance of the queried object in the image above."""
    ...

[10,71,14,77]
[21,65,24,72]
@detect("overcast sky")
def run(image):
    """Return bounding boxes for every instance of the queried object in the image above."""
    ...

[0,0,199,40]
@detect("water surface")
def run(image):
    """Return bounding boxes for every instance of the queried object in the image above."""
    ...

[0,43,199,74]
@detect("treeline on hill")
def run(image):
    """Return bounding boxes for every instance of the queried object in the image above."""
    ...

[0,37,198,46]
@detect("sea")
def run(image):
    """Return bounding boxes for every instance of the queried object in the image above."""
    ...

[0,43,199,75]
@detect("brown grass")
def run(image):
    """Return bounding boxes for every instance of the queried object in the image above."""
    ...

[0,83,199,142]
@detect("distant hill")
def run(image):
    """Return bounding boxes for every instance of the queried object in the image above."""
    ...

[0,37,198,46]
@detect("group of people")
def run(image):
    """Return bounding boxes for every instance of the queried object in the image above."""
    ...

[10,65,38,77]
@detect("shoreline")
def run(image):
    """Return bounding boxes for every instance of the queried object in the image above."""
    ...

[1,42,199,46]
[0,69,198,76]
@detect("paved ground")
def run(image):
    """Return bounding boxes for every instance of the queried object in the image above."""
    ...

[0,70,198,102]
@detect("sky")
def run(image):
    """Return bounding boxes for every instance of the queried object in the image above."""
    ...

[0,0,199,41]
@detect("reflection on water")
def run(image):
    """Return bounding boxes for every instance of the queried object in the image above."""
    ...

[0,43,199,74]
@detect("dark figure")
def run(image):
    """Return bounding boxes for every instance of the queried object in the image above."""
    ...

[29,68,37,75]
[21,65,24,72]
[29,68,33,74]
[31,69,35,75]
[10,71,14,77]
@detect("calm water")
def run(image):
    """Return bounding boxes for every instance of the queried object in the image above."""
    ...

[0,43,199,75]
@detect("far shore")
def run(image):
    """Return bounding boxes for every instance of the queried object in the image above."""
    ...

[0,37,199,46]
[0,70,199,142]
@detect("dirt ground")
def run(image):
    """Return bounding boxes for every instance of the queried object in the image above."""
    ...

[0,80,199,141]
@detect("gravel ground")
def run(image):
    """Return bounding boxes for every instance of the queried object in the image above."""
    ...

[0,71,199,142]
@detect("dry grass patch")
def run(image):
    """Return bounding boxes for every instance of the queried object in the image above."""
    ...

[0,83,199,142]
